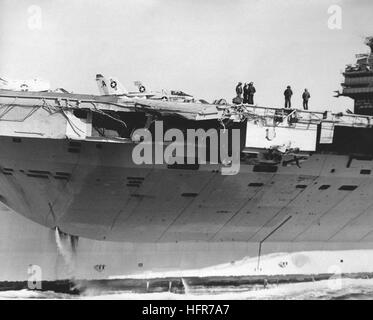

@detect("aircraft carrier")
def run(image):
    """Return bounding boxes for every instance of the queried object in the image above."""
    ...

[1,38,373,283]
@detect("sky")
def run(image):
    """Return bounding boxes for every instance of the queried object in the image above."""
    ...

[0,0,373,111]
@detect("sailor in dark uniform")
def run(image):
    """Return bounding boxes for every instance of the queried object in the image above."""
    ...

[236,82,243,98]
[247,82,256,104]
[243,83,249,104]
[233,82,244,104]
[302,88,311,110]
[284,85,293,108]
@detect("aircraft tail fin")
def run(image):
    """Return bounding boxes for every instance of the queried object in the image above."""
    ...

[134,81,147,93]
[96,74,127,95]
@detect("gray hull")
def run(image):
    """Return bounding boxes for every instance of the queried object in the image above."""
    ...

[2,136,373,280]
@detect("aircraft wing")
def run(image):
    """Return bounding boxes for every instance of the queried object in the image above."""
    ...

[133,99,221,121]
[0,78,50,92]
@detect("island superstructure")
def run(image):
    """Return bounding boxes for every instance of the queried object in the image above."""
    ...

[340,36,373,115]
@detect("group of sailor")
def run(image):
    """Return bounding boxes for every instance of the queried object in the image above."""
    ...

[235,82,256,105]
[234,82,311,110]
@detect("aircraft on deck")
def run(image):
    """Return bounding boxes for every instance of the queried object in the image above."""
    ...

[0,76,50,92]
[96,74,158,98]
[95,74,208,103]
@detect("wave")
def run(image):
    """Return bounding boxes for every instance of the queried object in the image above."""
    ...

[2,278,373,300]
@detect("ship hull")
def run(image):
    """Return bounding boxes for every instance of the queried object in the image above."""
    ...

[2,136,373,280]
[3,206,373,281]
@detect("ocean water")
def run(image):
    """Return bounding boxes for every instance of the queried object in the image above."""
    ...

[3,249,373,300]
[1,278,373,300]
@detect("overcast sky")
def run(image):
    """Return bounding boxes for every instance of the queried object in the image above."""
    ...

[0,0,372,111]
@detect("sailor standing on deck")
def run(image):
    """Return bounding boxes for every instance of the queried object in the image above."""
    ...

[233,82,243,104]
[236,82,243,98]
[302,88,311,110]
[284,85,293,108]
[247,82,256,104]
[243,83,249,104]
